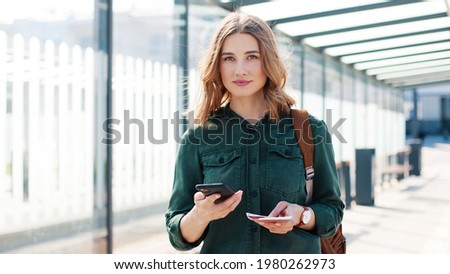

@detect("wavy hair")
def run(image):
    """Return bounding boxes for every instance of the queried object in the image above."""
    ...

[195,12,295,125]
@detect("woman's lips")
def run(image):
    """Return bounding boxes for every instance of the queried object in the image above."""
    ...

[233,80,251,86]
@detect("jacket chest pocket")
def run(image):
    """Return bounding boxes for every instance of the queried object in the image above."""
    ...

[202,148,242,190]
[266,144,305,196]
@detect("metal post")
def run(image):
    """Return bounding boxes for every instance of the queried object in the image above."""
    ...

[105,0,113,255]
[300,45,305,109]
[322,55,326,119]
[94,0,113,254]
[337,161,352,210]
[351,70,356,156]
[339,63,344,163]
[412,88,419,138]
[174,0,189,132]
[363,77,368,146]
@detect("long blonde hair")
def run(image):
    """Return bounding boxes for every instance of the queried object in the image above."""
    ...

[195,12,295,125]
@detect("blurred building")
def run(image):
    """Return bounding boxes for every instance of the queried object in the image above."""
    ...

[405,83,450,137]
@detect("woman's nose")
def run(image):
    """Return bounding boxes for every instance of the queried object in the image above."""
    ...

[235,61,247,76]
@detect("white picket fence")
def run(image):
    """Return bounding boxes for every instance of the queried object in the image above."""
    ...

[0,32,180,235]
[111,56,179,210]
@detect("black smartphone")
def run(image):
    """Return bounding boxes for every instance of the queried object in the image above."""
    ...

[195,183,235,204]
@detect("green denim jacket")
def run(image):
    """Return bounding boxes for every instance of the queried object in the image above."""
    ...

[165,105,344,253]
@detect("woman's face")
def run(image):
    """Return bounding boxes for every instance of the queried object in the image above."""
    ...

[219,33,267,101]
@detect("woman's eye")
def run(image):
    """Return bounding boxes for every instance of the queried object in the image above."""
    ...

[248,55,258,60]
[224,56,234,61]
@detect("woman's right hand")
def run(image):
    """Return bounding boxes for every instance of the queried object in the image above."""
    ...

[191,190,243,224]
[180,190,242,243]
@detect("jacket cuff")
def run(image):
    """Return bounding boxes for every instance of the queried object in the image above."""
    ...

[309,204,339,238]
[166,213,207,251]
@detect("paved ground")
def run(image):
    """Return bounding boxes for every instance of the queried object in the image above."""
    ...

[344,142,450,253]
[114,136,450,254]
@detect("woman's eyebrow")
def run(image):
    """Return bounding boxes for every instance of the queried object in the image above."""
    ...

[220,50,260,56]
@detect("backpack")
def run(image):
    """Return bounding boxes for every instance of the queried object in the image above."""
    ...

[291,109,346,254]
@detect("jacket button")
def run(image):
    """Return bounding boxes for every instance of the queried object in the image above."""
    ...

[251,191,258,198]
[218,157,225,163]
[249,157,256,164]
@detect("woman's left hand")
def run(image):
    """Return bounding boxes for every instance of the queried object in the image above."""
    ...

[254,201,303,234]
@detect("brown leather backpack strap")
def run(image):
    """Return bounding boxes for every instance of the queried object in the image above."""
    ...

[293,109,346,254]
[291,109,314,204]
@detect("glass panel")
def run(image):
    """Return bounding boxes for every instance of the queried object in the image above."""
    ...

[303,47,323,119]
[341,65,355,162]
[325,57,340,99]
[366,80,377,149]
[187,2,227,110]
[277,36,301,105]
[0,0,97,253]
[367,80,377,105]
[304,48,323,96]
[324,57,341,161]
[286,44,303,107]
[111,0,227,254]
[376,84,386,153]
[342,66,354,102]
[354,73,366,148]
[111,0,179,254]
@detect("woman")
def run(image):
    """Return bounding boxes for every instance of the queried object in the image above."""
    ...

[165,12,344,254]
